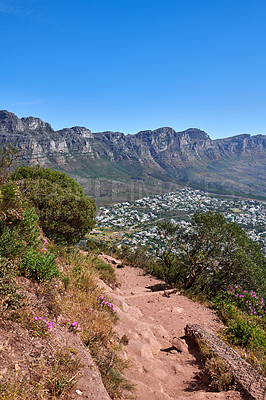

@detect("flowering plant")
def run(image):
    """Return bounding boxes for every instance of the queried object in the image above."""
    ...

[33,316,54,335]
[64,318,81,332]
[227,285,265,319]
[98,295,115,312]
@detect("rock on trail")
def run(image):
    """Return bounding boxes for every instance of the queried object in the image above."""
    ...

[99,255,244,400]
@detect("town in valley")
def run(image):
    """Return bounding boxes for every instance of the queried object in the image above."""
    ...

[90,188,266,254]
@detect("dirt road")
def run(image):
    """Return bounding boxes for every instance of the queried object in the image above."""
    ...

[99,255,244,400]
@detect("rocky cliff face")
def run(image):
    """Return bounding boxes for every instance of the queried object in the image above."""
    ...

[1,110,265,203]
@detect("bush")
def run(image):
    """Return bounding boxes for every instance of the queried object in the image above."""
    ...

[212,296,266,373]
[0,181,40,259]
[226,316,266,349]
[20,248,60,283]
[155,213,266,296]
[0,256,23,314]
[92,258,117,287]
[227,284,265,319]
[11,165,96,244]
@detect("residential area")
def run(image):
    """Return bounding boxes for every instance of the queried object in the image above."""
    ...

[92,188,266,253]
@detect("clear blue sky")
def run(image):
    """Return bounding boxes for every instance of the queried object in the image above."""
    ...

[1,0,266,139]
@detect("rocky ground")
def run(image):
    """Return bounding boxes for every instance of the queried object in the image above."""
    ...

[99,254,246,400]
[0,254,249,400]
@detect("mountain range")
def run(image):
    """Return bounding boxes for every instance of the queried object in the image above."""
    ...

[0,110,265,204]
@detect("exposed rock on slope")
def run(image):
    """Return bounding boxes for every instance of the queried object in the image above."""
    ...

[1,110,265,203]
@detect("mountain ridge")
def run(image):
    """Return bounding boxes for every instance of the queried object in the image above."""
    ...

[1,110,265,204]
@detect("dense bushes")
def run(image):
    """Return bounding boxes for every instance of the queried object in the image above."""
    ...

[20,249,60,283]
[154,213,266,297]
[11,165,96,244]
[0,151,95,284]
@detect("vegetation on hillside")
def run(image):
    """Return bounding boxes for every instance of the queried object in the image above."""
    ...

[89,212,266,374]
[0,148,131,399]
[0,145,265,398]
[154,212,265,296]
[11,165,96,244]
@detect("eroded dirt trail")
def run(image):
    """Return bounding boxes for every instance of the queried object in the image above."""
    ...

[99,254,244,400]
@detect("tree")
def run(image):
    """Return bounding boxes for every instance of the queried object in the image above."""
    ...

[155,220,184,283]
[156,212,266,296]
[0,145,19,185]
[11,165,96,244]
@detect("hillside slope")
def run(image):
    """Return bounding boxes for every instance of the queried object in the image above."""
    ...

[1,110,265,204]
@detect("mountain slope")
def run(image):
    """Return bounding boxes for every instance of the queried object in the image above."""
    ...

[0,110,265,204]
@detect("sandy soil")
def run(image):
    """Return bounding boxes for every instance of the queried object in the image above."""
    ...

[99,254,245,400]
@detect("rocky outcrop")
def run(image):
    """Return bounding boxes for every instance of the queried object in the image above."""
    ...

[185,324,266,400]
[0,110,266,201]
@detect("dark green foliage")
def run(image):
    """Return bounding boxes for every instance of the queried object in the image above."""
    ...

[0,256,23,314]
[20,248,60,283]
[0,181,40,259]
[188,212,265,295]
[11,165,96,244]
[226,316,266,349]
[210,297,266,372]
[155,212,266,296]
[154,220,183,284]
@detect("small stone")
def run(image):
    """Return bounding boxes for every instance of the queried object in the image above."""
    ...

[14,364,20,371]
[170,337,188,353]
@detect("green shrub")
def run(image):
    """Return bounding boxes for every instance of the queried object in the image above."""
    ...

[0,256,23,314]
[0,181,40,259]
[225,316,266,349]
[154,213,266,296]
[11,165,96,244]
[227,285,265,319]
[92,258,117,287]
[213,296,266,373]
[20,248,60,283]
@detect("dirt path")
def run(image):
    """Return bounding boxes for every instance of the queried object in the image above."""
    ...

[99,254,244,400]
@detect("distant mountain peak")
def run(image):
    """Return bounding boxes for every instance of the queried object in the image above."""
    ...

[180,128,211,140]
[0,110,265,202]
[0,110,53,133]
[0,110,25,133]
[21,116,53,132]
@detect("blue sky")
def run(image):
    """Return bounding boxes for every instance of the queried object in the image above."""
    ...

[1,0,266,139]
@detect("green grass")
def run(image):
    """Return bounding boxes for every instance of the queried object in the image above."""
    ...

[92,258,117,287]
